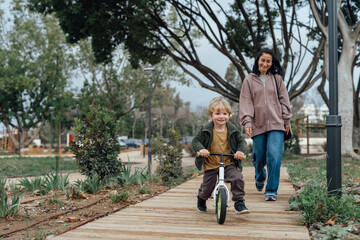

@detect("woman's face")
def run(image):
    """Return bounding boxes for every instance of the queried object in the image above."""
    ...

[258,53,273,75]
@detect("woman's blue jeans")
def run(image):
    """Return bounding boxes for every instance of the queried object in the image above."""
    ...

[252,130,284,197]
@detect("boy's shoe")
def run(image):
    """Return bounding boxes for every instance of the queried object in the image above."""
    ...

[234,200,250,214]
[197,195,207,212]
[255,181,264,192]
[265,195,277,201]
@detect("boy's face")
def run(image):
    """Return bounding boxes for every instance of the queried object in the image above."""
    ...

[209,108,230,127]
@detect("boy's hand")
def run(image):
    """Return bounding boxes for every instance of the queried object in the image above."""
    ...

[234,151,245,160]
[199,149,209,157]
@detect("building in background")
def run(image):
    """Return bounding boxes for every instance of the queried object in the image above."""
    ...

[297,104,329,123]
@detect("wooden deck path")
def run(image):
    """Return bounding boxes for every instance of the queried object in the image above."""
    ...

[55,167,310,239]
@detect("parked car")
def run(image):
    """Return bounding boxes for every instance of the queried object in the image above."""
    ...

[125,139,142,148]
[180,136,194,144]
[118,139,127,148]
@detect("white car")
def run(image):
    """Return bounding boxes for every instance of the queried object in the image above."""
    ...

[118,139,127,148]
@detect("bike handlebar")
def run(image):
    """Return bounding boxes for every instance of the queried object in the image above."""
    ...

[196,152,246,160]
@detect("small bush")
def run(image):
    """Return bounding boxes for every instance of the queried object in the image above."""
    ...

[69,106,122,180]
[152,128,183,183]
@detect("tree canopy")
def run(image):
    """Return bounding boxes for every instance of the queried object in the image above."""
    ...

[0,1,75,148]
[28,0,321,102]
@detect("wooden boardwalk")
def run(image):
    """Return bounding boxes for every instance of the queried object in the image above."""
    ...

[55,167,310,239]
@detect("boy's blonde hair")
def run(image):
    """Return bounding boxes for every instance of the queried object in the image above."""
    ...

[208,97,232,116]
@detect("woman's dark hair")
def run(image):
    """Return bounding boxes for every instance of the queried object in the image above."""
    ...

[252,48,282,76]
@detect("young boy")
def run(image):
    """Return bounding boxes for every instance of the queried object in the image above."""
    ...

[192,97,249,214]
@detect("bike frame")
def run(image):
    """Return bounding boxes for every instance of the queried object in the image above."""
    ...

[210,153,234,207]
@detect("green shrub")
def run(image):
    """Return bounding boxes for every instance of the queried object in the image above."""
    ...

[152,128,183,183]
[69,106,122,180]
[289,180,360,225]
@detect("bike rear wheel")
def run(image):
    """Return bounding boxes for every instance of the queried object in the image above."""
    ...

[216,188,227,224]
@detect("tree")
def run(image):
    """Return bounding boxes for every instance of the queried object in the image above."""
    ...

[310,0,360,157]
[74,39,188,127]
[0,1,75,149]
[28,0,322,102]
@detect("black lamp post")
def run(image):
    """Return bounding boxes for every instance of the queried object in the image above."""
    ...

[326,0,342,196]
[16,111,22,158]
[49,106,55,153]
[143,67,156,173]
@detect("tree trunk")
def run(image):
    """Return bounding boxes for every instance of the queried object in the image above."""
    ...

[338,39,357,156]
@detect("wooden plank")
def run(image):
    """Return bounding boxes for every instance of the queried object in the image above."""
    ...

[55,167,310,240]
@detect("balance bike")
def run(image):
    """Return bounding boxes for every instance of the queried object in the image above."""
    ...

[197,152,245,224]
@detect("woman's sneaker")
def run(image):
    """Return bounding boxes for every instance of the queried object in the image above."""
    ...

[255,181,264,192]
[234,200,250,214]
[197,195,207,212]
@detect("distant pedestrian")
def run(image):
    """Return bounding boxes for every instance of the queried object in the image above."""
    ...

[239,48,292,201]
[192,97,249,214]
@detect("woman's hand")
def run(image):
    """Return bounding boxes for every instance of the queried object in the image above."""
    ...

[285,124,291,134]
[245,127,252,137]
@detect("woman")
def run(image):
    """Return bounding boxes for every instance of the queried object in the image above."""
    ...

[239,48,292,201]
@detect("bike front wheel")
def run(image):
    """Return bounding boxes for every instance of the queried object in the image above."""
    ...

[216,188,227,224]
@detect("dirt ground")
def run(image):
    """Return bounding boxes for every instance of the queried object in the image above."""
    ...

[0,182,170,239]
[0,150,196,239]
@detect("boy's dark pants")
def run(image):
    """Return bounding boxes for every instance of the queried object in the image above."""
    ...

[198,164,245,202]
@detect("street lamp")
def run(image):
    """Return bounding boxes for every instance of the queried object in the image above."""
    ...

[16,111,22,158]
[326,0,342,197]
[144,67,156,173]
[73,96,80,118]
[49,106,55,153]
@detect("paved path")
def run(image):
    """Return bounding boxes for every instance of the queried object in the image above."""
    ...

[54,167,310,240]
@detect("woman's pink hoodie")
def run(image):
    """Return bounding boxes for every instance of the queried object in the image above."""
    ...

[239,73,292,138]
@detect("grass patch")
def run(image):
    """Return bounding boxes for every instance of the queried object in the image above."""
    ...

[284,153,360,239]
[0,157,78,177]
[284,154,360,184]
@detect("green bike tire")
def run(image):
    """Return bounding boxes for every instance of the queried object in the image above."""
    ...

[216,188,227,224]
